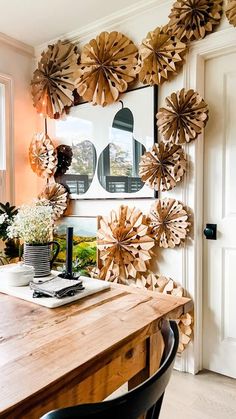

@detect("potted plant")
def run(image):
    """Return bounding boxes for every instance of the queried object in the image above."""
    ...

[7,202,60,277]
[0,202,19,261]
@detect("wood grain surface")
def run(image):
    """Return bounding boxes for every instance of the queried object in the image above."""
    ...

[0,281,192,418]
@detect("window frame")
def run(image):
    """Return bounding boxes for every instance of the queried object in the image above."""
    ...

[0,73,14,203]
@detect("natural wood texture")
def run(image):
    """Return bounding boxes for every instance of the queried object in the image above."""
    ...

[38,182,68,220]
[97,205,155,283]
[29,132,58,178]
[157,88,209,145]
[0,283,192,419]
[226,0,236,27]
[168,0,223,42]
[31,40,80,119]
[77,31,138,106]
[139,142,187,192]
[138,24,187,86]
[148,198,190,248]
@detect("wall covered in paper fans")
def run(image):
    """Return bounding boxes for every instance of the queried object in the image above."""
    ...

[33,0,234,373]
[33,1,226,284]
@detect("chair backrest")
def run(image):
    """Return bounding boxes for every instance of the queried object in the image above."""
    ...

[41,320,179,419]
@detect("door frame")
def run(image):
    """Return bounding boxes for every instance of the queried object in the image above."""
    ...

[182,26,236,374]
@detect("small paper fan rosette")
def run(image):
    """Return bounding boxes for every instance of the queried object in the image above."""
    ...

[135,271,184,295]
[157,89,209,144]
[134,271,193,352]
[29,133,57,178]
[176,312,193,353]
[138,24,187,86]
[77,31,138,106]
[38,183,68,220]
[148,198,190,248]
[168,0,223,42]
[31,40,80,119]
[97,205,155,283]
[139,142,187,192]
[54,145,73,178]
[226,0,236,27]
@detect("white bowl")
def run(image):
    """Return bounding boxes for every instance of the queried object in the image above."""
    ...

[0,263,35,286]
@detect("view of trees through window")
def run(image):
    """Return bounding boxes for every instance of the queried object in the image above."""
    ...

[69,140,96,177]
[109,143,132,177]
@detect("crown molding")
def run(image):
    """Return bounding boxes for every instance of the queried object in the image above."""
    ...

[35,0,172,57]
[0,32,34,57]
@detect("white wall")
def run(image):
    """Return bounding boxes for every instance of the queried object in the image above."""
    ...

[0,36,37,206]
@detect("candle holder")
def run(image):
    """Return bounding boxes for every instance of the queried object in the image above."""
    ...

[58,227,80,280]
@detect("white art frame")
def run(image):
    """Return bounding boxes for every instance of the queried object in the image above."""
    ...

[53,85,158,200]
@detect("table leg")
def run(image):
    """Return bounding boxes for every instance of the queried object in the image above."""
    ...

[128,329,164,419]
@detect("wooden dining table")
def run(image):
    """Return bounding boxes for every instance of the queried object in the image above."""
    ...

[0,281,193,419]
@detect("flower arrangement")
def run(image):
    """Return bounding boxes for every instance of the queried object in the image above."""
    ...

[7,202,53,244]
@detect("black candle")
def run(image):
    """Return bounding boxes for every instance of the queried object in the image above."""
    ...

[66,227,73,276]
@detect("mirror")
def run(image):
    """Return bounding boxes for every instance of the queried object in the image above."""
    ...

[97,107,145,193]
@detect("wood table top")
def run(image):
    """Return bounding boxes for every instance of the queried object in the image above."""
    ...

[0,282,192,417]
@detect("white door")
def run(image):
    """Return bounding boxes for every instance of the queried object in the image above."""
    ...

[203,51,236,378]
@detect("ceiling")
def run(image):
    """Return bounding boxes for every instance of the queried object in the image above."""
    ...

[0,0,143,47]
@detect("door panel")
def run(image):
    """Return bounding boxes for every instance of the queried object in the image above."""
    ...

[203,52,236,378]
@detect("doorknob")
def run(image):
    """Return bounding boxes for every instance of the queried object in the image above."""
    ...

[203,224,217,240]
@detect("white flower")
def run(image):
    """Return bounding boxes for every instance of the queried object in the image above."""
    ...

[7,202,53,244]
[0,213,8,225]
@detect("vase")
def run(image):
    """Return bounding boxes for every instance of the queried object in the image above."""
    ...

[23,242,60,278]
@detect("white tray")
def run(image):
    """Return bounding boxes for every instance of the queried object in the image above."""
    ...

[0,273,110,308]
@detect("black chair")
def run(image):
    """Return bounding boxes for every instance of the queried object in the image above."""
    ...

[41,320,179,419]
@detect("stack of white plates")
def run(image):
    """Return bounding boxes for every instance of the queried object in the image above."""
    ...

[0,263,35,286]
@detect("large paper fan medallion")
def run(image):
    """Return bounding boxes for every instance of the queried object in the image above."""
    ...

[38,183,68,220]
[157,89,209,144]
[97,206,155,283]
[138,24,187,86]
[148,198,190,248]
[77,31,138,106]
[139,142,187,191]
[29,133,58,178]
[168,0,223,42]
[31,40,80,119]
[226,0,236,27]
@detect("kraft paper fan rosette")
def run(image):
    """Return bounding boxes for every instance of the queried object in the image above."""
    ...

[77,31,138,106]
[148,198,190,248]
[157,89,209,144]
[138,24,187,85]
[168,0,223,42]
[139,142,187,191]
[31,40,80,119]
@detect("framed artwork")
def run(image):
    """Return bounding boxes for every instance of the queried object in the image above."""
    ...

[53,85,158,200]
[53,216,98,276]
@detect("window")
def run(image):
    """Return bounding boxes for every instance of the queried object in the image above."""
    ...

[0,74,13,203]
[0,82,6,202]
